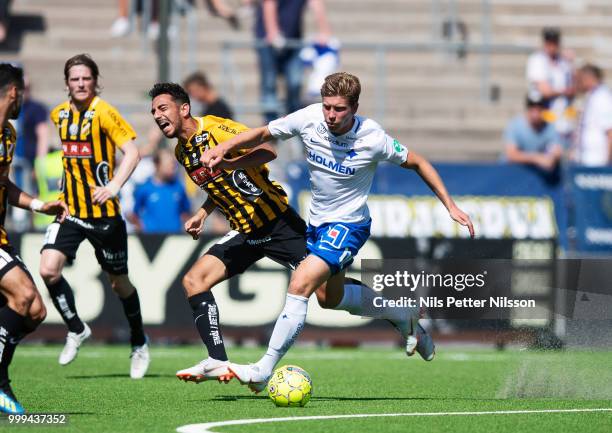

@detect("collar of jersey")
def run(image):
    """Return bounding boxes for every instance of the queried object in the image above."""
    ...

[183,116,205,146]
[68,96,100,113]
[329,115,361,139]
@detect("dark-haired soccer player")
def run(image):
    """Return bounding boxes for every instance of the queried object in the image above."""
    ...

[150,82,306,382]
[0,63,68,414]
[39,54,150,379]
[150,83,437,385]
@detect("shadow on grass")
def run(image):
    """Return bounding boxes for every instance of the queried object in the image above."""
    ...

[211,395,505,402]
[66,374,176,379]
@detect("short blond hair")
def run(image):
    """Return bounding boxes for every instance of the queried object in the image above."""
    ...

[321,72,361,107]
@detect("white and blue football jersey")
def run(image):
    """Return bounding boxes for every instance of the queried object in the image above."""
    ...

[268,103,408,227]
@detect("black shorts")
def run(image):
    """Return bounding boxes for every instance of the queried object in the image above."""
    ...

[0,245,33,283]
[207,208,308,278]
[41,215,129,275]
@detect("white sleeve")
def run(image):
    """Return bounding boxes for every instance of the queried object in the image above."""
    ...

[377,131,409,165]
[267,107,309,140]
[526,53,547,83]
[598,93,612,131]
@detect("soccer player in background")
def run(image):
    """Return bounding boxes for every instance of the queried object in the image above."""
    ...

[39,54,151,379]
[0,63,68,414]
[201,72,475,391]
[150,82,308,382]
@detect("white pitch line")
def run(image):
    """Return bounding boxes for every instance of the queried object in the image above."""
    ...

[176,408,612,433]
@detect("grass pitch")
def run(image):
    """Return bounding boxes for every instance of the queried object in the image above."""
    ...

[1,345,611,433]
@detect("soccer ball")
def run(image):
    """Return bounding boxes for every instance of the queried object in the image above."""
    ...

[266,365,312,407]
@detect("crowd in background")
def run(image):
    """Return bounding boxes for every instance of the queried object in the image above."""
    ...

[503,27,612,179]
[3,2,611,235]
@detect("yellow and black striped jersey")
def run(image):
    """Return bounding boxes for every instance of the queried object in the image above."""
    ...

[0,123,16,246]
[176,115,289,233]
[50,96,136,219]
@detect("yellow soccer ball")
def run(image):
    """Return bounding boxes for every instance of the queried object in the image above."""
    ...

[267,365,312,407]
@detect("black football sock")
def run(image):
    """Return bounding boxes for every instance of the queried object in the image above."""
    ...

[188,292,228,361]
[0,307,26,388]
[46,277,85,334]
[119,290,146,347]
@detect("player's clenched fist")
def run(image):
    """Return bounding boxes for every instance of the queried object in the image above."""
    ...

[40,200,69,222]
[200,145,226,169]
[184,209,206,240]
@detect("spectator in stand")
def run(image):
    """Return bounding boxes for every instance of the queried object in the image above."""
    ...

[0,0,10,43]
[110,0,240,38]
[526,27,576,146]
[503,95,563,173]
[110,0,159,39]
[183,71,234,119]
[255,0,332,123]
[14,75,48,194]
[573,64,612,166]
[129,148,191,233]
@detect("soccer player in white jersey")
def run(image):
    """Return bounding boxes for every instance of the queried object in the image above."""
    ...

[201,72,474,391]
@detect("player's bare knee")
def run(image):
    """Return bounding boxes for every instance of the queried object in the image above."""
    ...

[39,264,61,285]
[13,286,36,314]
[29,301,47,324]
[182,271,212,297]
[109,275,134,297]
[288,277,313,298]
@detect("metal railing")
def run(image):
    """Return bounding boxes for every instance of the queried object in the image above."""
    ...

[219,39,533,124]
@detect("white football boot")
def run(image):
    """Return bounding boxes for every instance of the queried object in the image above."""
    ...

[130,339,151,379]
[403,307,421,356]
[176,357,231,383]
[226,363,270,393]
[415,323,435,361]
[59,323,92,365]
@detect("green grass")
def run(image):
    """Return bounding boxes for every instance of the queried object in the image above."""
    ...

[1,345,611,433]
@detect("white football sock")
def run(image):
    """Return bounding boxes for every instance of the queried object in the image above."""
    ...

[335,282,415,337]
[256,293,308,376]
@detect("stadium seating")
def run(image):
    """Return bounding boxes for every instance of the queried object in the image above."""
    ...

[1,0,611,161]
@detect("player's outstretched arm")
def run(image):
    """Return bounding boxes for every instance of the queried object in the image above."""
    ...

[218,142,277,170]
[93,140,141,204]
[5,178,68,222]
[201,126,274,169]
[185,198,216,240]
[402,151,475,238]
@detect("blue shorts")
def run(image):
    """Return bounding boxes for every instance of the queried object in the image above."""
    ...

[306,219,371,275]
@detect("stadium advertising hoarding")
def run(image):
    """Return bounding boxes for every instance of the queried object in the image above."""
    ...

[13,233,567,333]
[569,166,612,252]
[287,162,563,241]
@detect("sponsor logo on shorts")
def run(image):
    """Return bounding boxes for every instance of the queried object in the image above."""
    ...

[246,236,272,246]
[65,215,95,230]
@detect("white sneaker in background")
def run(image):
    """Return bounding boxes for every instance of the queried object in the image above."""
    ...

[59,323,92,366]
[110,16,131,38]
[130,339,151,379]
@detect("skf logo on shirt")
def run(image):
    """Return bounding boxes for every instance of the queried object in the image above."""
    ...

[63,141,93,158]
[59,110,70,119]
[194,132,209,144]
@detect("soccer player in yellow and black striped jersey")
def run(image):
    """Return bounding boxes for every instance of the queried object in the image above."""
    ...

[0,63,68,414]
[149,83,308,382]
[39,54,150,379]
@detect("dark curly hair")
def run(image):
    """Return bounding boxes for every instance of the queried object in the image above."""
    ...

[149,82,191,107]
[0,63,24,95]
